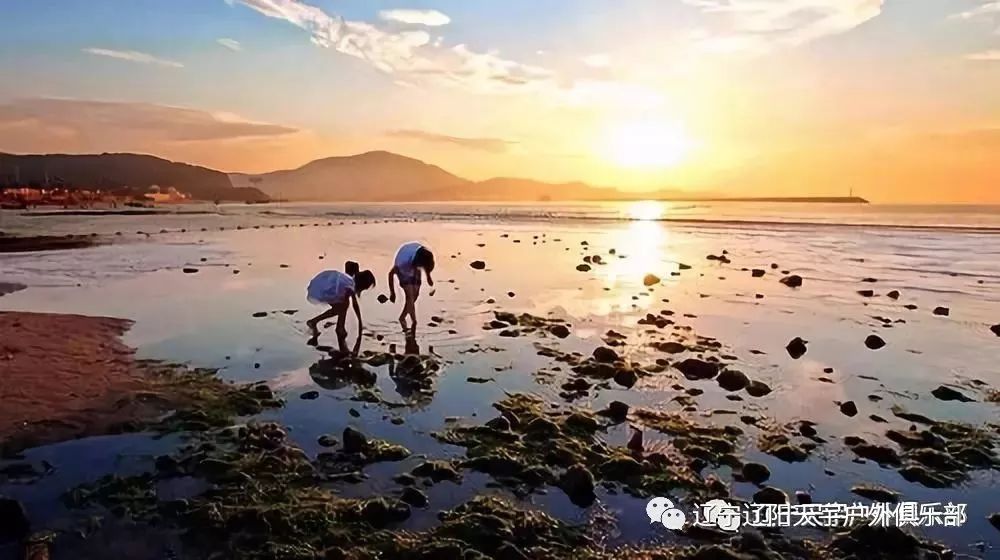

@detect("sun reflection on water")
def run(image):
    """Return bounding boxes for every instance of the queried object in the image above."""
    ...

[626,200,666,222]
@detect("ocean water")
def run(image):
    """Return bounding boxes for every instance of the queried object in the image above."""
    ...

[1,201,999,557]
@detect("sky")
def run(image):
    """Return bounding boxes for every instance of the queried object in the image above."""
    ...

[0,0,998,202]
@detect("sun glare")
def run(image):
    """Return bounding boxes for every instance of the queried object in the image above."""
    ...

[604,119,693,169]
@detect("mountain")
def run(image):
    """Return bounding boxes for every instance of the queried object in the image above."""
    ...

[0,152,268,202]
[230,151,469,201]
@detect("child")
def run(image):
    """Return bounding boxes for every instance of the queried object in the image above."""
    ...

[306,262,376,341]
[388,242,435,331]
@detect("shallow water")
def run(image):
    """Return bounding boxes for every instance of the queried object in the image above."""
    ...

[1,203,999,556]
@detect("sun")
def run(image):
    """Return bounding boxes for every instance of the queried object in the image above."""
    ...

[604,119,694,169]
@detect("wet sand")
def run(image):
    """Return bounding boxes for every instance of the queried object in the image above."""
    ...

[0,205,998,558]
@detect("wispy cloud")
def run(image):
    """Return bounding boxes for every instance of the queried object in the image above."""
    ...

[950,1,1000,21]
[966,49,1000,60]
[232,0,552,94]
[581,54,611,68]
[379,9,450,27]
[387,129,516,152]
[217,38,243,51]
[681,0,884,54]
[83,47,184,68]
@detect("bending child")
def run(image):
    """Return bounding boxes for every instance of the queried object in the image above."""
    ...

[305,261,375,343]
[388,242,435,332]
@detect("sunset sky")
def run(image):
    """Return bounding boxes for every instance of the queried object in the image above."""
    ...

[1,1,998,202]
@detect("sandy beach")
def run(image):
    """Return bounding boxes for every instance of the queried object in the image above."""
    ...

[1,202,999,559]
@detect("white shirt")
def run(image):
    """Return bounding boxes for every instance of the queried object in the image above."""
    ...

[394,241,423,280]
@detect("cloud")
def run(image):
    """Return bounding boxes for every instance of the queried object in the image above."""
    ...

[681,0,884,54]
[950,1,1000,21]
[83,47,184,68]
[966,49,1000,60]
[379,9,450,27]
[217,38,243,51]
[233,0,553,94]
[581,54,611,68]
[387,129,516,153]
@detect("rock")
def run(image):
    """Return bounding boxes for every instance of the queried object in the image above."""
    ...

[991,324,1000,337]
[851,484,899,502]
[592,346,619,364]
[377,294,388,304]
[675,358,719,380]
[887,290,900,300]
[769,444,808,463]
[839,401,859,417]
[576,264,591,272]
[411,461,461,482]
[931,385,974,402]
[400,487,428,507]
[752,486,788,504]
[851,443,901,466]
[182,267,198,274]
[559,464,596,506]
[603,401,629,422]
[643,274,661,286]
[933,306,950,316]
[343,427,368,453]
[678,263,692,270]
[989,512,1000,532]
[858,290,875,297]
[300,390,320,400]
[470,260,486,270]
[359,498,410,527]
[780,275,803,288]
[865,335,886,350]
[252,311,268,318]
[745,380,772,397]
[795,491,812,505]
[0,497,29,543]
[741,462,771,485]
[899,465,949,488]
[318,434,338,447]
[717,369,749,392]
[613,367,638,388]
[485,416,511,431]
[751,269,765,278]
[598,456,643,480]
[548,324,571,339]
[785,337,808,359]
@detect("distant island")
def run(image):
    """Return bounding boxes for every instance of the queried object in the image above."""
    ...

[2,150,868,205]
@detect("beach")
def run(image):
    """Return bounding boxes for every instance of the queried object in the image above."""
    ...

[1,201,999,559]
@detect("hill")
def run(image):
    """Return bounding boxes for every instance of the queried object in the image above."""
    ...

[230,151,469,201]
[0,153,268,202]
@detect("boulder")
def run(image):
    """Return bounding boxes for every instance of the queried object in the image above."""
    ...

[992,324,1000,337]
[785,337,808,359]
[675,358,720,380]
[745,380,772,397]
[839,401,859,417]
[741,462,771,485]
[865,335,886,350]
[933,306,950,316]
[343,427,368,453]
[752,486,788,504]
[931,385,974,402]
[559,464,596,507]
[643,274,661,287]
[300,390,320,400]
[780,275,803,288]
[470,260,487,270]
[548,324,571,339]
[400,487,428,508]
[613,367,638,388]
[576,264,591,272]
[887,290,900,300]
[603,401,629,422]
[592,346,620,364]
[751,269,765,278]
[717,370,749,392]
[851,484,900,503]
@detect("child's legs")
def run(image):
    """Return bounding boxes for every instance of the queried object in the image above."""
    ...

[334,301,349,337]
[403,284,420,322]
[308,305,339,329]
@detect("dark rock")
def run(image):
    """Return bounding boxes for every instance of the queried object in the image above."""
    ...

[780,275,803,288]
[576,264,591,272]
[400,487,428,507]
[343,427,368,453]
[933,306,950,316]
[653,341,686,354]
[485,416,511,431]
[851,484,899,502]
[858,290,875,297]
[182,267,198,274]
[851,443,901,466]
[592,346,619,364]
[411,460,461,482]
[745,380,772,397]
[991,324,1000,337]
[785,337,808,359]
[753,486,788,504]
[643,274,661,286]
[839,401,858,417]
[717,369,749,392]
[795,490,812,504]
[559,464,596,507]
[548,324,571,339]
[252,311,268,318]
[598,456,643,480]
[751,269,765,277]
[887,290,900,299]
[769,444,808,463]
[931,385,974,402]
[318,434,337,447]
[470,260,486,270]
[300,390,320,400]
[603,401,629,422]
[865,335,886,350]
[899,465,949,488]
[359,498,410,527]
[0,497,29,543]
[675,358,720,380]
[989,512,1000,532]
[613,367,638,388]
[741,462,771,484]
